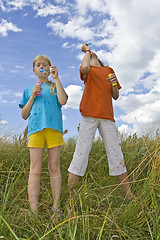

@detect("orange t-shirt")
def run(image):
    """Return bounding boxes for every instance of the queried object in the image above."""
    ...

[79,66,121,121]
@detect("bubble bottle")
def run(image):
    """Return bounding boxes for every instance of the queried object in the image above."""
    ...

[36,81,41,96]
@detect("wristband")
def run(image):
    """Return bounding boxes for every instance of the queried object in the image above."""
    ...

[85,50,91,54]
[112,82,117,87]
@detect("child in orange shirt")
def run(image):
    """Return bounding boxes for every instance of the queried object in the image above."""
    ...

[68,44,133,199]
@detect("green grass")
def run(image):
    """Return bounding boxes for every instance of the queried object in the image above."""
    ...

[0,130,160,239]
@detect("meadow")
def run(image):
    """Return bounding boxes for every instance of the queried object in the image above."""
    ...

[0,128,160,239]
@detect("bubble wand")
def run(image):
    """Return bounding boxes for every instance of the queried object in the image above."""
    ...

[36,68,50,96]
[39,68,50,78]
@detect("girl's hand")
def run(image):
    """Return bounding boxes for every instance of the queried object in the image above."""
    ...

[50,66,59,80]
[81,43,90,53]
[32,85,42,99]
[107,73,118,86]
[107,73,119,100]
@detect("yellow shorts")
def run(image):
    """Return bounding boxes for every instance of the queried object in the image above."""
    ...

[28,128,65,148]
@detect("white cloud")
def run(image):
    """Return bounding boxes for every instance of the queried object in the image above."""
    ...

[149,52,160,77]
[47,16,94,41]
[75,0,109,15]
[1,0,44,11]
[15,66,24,69]
[10,70,19,73]
[62,42,69,48]
[9,65,24,74]
[54,0,66,3]
[7,0,27,10]
[62,42,77,49]
[0,90,21,103]
[0,0,67,16]
[68,66,75,69]
[1,99,8,103]
[118,124,134,137]
[0,120,8,124]
[116,82,160,134]
[14,92,23,97]
[140,74,157,90]
[0,90,11,98]
[35,3,67,17]
[0,0,6,11]
[64,85,83,110]
[62,114,67,121]
[0,19,22,37]
[10,100,17,104]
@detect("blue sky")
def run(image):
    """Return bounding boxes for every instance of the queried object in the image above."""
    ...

[0,0,160,140]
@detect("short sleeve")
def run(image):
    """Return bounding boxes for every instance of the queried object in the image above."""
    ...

[117,81,122,90]
[19,88,29,108]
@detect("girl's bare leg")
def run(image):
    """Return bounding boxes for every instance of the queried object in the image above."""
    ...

[28,148,43,213]
[48,146,62,211]
[117,172,133,199]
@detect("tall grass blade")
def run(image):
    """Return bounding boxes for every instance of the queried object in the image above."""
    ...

[97,204,111,240]
[146,220,154,240]
[0,215,19,240]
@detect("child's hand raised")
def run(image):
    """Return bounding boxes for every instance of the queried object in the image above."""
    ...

[50,66,59,80]
[81,43,90,53]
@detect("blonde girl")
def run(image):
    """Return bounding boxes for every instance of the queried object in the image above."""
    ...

[19,55,67,218]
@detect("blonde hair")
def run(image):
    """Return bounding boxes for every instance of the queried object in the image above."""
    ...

[33,55,56,94]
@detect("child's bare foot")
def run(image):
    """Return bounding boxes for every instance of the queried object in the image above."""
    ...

[51,208,63,222]
[30,203,38,215]
[125,191,134,200]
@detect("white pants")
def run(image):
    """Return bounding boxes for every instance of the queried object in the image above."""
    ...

[68,117,127,176]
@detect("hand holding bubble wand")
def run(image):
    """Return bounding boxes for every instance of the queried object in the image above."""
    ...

[107,73,118,87]
[81,42,92,53]
[35,68,50,96]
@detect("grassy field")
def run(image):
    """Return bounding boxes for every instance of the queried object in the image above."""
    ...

[0,129,160,239]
